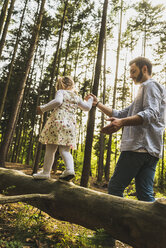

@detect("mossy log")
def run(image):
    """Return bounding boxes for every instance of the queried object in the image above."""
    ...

[0,168,166,248]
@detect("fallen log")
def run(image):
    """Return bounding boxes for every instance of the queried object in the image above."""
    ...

[0,168,166,248]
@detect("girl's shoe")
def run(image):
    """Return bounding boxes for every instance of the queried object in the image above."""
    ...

[33,171,50,179]
[59,170,75,181]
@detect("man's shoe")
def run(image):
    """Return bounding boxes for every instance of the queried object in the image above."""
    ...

[33,171,50,179]
[59,170,75,181]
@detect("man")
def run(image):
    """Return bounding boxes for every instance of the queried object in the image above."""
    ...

[91,57,166,202]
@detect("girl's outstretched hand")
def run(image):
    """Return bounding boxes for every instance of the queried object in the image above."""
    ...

[36,106,43,115]
[84,94,92,101]
[89,93,98,106]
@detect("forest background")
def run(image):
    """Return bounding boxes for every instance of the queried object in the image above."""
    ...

[0,0,166,192]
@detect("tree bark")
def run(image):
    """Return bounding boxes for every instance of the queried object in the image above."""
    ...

[0,168,166,248]
[0,0,10,35]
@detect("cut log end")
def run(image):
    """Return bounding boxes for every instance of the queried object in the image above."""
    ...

[155,197,166,205]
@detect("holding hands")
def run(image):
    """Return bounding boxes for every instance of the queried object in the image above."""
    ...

[85,93,123,135]
[84,93,99,106]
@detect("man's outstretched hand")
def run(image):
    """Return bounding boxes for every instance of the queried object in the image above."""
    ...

[101,117,123,134]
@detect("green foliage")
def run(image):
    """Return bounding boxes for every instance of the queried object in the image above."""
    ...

[73,146,84,177]
[0,240,22,248]
[0,203,95,247]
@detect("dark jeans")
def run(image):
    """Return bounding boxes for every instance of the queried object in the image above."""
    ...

[108,151,159,202]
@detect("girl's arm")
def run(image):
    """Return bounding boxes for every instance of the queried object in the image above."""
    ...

[38,90,63,114]
[78,96,93,111]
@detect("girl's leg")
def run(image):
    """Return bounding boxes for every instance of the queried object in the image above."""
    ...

[43,144,58,174]
[33,144,58,179]
[59,145,75,180]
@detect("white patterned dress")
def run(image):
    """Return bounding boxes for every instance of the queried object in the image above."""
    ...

[39,89,93,149]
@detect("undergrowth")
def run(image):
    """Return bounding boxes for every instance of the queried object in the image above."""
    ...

[0,203,96,248]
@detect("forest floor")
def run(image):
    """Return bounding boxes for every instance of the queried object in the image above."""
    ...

[1,162,161,248]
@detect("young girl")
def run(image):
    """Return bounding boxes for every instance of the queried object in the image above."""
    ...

[33,76,93,180]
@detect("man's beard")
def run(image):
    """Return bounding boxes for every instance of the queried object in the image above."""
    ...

[135,70,143,83]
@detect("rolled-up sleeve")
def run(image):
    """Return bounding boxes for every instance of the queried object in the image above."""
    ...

[137,82,161,125]
[112,105,131,118]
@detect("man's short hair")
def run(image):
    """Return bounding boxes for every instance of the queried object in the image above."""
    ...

[129,57,152,75]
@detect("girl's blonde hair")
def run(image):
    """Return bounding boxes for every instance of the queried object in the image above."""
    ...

[56,76,75,91]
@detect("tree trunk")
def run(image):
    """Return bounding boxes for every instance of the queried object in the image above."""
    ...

[55,31,63,80]
[11,80,29,163]
[63,2,75,75]
[0,0,16,59]
[48,0,68,100]
[105,134,112,181]
[104,0,123,181]
[0,167,166,248]
[143,13,147,57]
[0,0,46,167]
[97,32,107,182]
[0,0,28,120]
[73,34,82,82]
[122,54,127,109]
[33,142,43,174]
[159,131,165,190]
[26,40,48,165]
[80,0,108,187]
[0,0,10,35]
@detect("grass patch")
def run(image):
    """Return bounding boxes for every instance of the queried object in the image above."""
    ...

[0,203,95,248]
